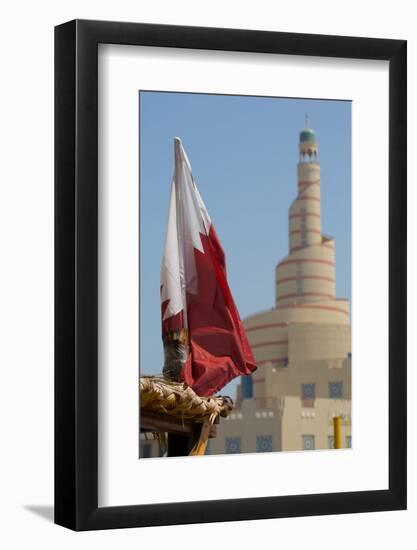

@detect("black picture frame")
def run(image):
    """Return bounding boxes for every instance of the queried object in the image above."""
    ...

[55,19,407,531]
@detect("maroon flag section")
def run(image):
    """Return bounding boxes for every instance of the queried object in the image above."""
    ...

[160,138,256,396]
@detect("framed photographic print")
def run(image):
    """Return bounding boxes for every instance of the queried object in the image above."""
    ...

[55,20,406,530]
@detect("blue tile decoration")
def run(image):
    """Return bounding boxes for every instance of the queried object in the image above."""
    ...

[302,435,315,450]
[329,381,343,399]
[256,435,273,453]
[302,383,316,399]
[225,437,241,454]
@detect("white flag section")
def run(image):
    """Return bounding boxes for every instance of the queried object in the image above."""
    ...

[160,137,256,397]
[160,138,211,328]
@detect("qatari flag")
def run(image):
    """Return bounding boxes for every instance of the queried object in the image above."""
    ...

[160,138,257,397]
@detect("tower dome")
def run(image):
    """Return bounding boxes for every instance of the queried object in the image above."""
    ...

[299,116,318,162]
[299,128,317,143]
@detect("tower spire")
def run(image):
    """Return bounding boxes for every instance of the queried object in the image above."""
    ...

[275,125,336,309]
[299,118,318,163]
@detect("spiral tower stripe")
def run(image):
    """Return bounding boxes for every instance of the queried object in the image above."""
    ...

[275,136,336,308]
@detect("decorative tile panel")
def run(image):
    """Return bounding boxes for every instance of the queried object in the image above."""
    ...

[302,383,316,400]
[329,381,343,399]
[256,435,273,453]
[302,434,315,450]
[225,437,241,454]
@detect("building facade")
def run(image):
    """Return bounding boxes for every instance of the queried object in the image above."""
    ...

[208,122,352,455]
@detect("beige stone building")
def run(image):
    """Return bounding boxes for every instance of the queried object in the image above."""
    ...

[208,122,352,455]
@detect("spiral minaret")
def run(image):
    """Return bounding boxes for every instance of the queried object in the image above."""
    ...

[275,120,336,308]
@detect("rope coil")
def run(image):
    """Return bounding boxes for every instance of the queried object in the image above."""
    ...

[140,376,234,420]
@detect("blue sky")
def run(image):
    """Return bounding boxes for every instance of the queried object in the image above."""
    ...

[139,92,351,397]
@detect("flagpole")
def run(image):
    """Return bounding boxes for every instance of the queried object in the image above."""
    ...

[174,137,188,330]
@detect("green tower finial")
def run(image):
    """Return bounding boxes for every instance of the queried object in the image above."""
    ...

[299,116,317,144]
